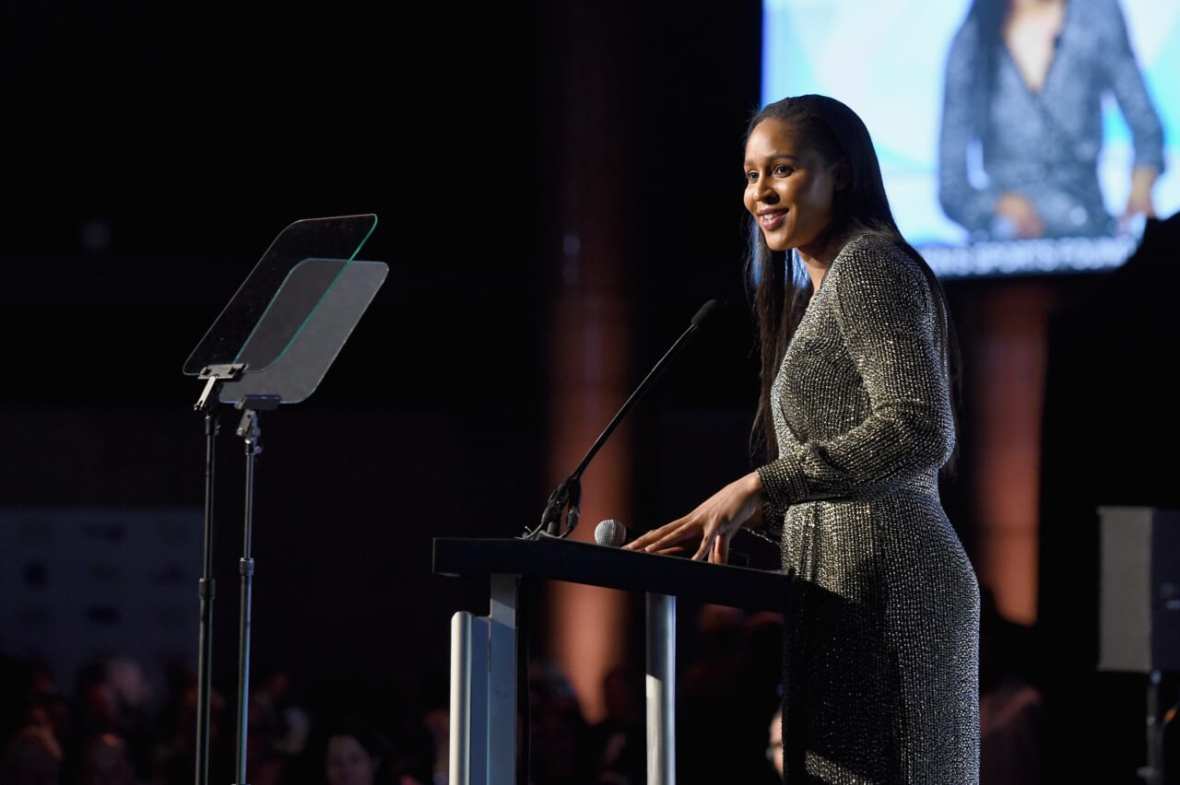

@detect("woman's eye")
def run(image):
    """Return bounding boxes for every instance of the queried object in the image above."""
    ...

[774,164,793,176]
[745,171,759,183]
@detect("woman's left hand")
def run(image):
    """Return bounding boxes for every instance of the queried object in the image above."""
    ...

[623,472,764,564]
[1122,165,1158,226]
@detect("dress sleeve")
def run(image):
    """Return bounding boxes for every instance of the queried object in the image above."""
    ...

[757,245,955,510]
[1100,0,1165,174]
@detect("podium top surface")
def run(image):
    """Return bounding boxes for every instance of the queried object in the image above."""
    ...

[433,536,794,611]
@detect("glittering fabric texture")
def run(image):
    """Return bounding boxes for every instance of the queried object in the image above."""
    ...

[938,0,1165,239]
[757,232,980,784]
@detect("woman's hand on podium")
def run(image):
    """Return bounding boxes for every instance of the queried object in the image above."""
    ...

[623,472,763,564]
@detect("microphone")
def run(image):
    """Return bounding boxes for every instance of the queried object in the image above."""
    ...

[594,519,627,547]
[530,299,722,539]
[690,298,719,327]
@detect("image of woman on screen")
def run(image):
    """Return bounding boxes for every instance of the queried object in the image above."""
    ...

[938,0,1165,240]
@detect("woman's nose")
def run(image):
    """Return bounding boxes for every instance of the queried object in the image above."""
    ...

[755,179,778,203]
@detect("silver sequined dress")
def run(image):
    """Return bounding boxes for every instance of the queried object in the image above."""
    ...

[756,232,980,784]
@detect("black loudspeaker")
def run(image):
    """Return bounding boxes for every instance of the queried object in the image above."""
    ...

[1098,507,1180,673]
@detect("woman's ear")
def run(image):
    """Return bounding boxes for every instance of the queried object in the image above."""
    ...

[832,160,852,191]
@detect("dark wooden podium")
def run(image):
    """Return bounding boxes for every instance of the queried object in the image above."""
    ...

[433,536,799,785]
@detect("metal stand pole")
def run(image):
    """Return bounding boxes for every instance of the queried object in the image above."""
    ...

[232,408,262,785]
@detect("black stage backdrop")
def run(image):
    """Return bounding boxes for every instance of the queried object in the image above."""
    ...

[3,2,1177,781]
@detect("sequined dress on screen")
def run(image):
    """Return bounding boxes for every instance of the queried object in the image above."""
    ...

[938,0,1165,239]
[756,232,980,784]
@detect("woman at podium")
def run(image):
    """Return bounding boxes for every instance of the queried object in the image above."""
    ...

[627,95,980,784]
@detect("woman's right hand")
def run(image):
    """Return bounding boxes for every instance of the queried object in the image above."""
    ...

[623,472,763,564]
[994,192,1045,238]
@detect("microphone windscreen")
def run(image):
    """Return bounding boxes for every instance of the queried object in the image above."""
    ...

[690,299,721,327]
[594,518,627,547]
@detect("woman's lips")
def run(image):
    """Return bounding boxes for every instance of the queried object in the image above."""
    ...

[759,209,787,229]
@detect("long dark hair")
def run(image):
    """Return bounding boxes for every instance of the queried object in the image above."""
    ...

[745,95,962,476]
[966,0,1007,129]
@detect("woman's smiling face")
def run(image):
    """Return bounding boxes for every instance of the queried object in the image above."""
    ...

[743,117,842,254]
